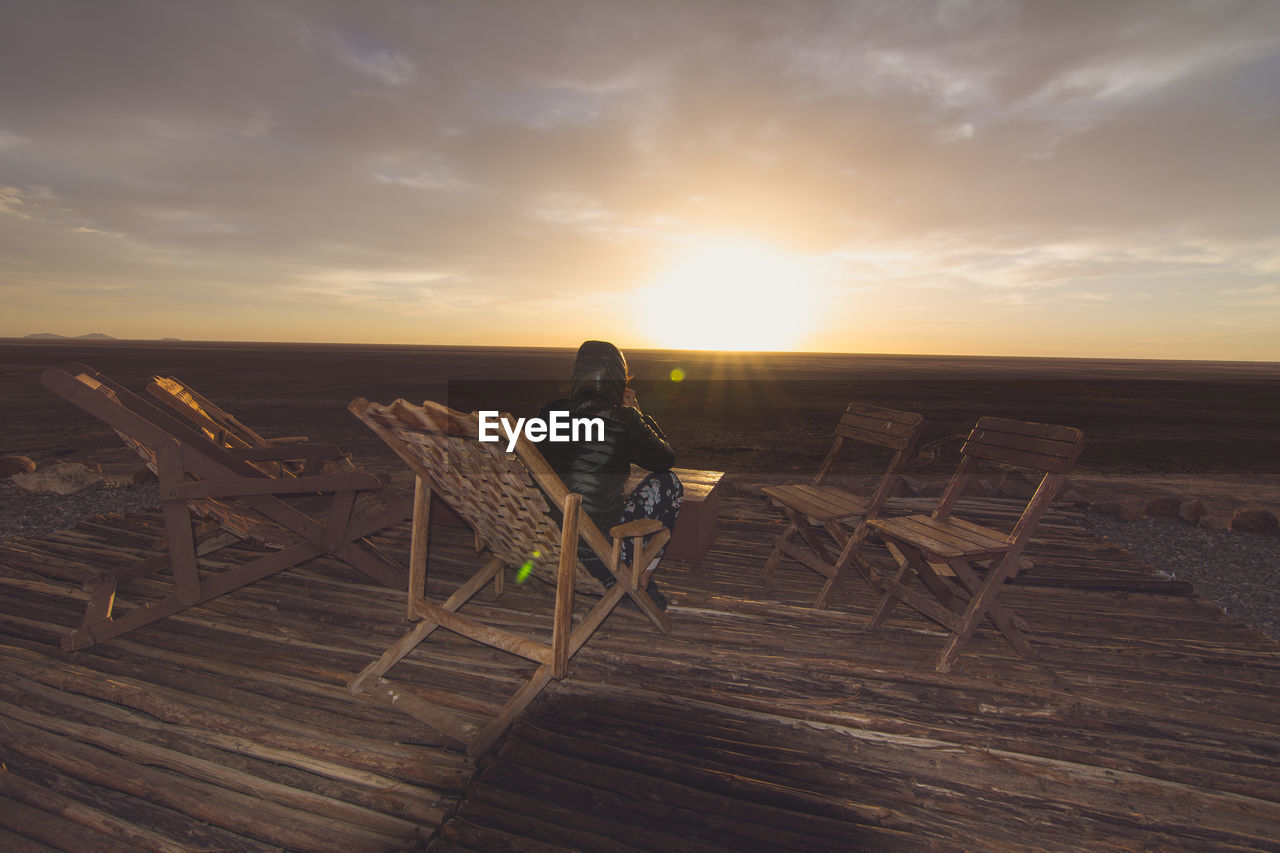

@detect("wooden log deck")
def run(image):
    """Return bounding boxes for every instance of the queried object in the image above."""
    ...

[1,490,1279,851]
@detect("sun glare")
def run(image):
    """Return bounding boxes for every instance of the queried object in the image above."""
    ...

[636,237,818,351]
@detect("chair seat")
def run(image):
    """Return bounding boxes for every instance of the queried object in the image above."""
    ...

[869,514,1009,559]
[761,484,870,523]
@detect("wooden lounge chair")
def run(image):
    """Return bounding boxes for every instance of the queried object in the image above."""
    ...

[348,398,672,757]
[761,403,925,607]
[147,374,345,476]
[865,417,1084,672]
[42,366,409,651]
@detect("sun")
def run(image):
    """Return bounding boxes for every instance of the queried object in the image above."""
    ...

[635,237,818,351]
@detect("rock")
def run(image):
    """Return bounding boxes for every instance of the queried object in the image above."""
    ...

[0,455,36,475]
[1178,499,1206,525]
[1230,508,1280,537]
[901,476,926,498]
[1118,499,1146,522]
[919,480,947,497]
[1145,497,1182,519]
[997,471,1037,500]
[11,462,104,495]
[131,466,159,484]
[963,478,998,498]
[1198,514,1226,531]
[1090,500,1121,515]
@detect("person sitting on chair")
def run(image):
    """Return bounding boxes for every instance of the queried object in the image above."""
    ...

[538,340,682,609]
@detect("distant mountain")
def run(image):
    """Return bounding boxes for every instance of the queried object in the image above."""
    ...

[21,332,118,340]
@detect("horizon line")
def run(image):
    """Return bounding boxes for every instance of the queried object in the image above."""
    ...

[3,335,1279,367]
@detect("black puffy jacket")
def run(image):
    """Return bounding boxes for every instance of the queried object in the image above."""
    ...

[536,394,675,533]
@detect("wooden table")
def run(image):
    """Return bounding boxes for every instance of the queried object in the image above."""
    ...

[625,466,725,569]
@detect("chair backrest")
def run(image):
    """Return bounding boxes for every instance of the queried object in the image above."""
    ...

[933,417,1085,539]
[50,365,265,479]
[814,402,925,485]
[148,375,265,450]
[351,398,609,593]
[43,366,307,547]
[960,417,1083,473]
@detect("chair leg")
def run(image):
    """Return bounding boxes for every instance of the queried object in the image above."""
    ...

[792,513,834,568]
[869,542,914,627]
[815,524,876,608]
[944,556,1034,663]
[469,663,556,758]
[408,477,431,620]
[349,556,504,694]
[935,558,1027,672]
[67,540,322,650]
[333,539,409,589]
[552,498,579,680]
[622,533,673,633]
[762,520,799,577]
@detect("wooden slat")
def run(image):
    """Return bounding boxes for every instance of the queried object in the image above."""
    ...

[961,419,1083,473]
[835,404,925,451]
[762,484,869,522]
[870,515,1008,558]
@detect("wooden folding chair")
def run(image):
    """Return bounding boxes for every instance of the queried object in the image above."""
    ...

[42,366,409,651]
[761,403,925,607]
[865,417,1084,672]
[348,398,672,757]
[147,374,347,476]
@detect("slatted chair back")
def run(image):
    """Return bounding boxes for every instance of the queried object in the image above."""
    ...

[56,366,265,482]
[149,375,264,450]
[931,417,1085,531]
[49,368,315,547]
[961,417,1083,474]
[354,399,608,594]
[814,402,925,487]
[147,374,350,479]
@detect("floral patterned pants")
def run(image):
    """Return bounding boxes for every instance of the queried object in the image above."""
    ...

[581,470,683,586]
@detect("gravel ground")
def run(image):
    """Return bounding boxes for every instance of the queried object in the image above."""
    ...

[2,479,1277,644]
[1086,511,1280,643]
[0,479,159,541]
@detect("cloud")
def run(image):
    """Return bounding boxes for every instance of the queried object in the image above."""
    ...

[0,1,1278,356]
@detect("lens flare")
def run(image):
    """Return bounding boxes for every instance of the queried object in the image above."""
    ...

[516,549,542,583]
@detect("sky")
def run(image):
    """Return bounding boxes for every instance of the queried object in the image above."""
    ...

[1,1,1278,360]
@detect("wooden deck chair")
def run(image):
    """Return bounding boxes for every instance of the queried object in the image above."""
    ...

[761,403,925,607]
[866,418,1084,672]
[147,374,346,476]
[42,366,409,651]
[347,398,672,757]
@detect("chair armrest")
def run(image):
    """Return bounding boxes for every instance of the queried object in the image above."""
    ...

[610,518,665,539]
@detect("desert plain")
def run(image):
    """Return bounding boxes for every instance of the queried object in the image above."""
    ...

[2,338,1279,521]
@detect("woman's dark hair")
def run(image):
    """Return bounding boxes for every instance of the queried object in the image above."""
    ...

[570,340,630,407]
